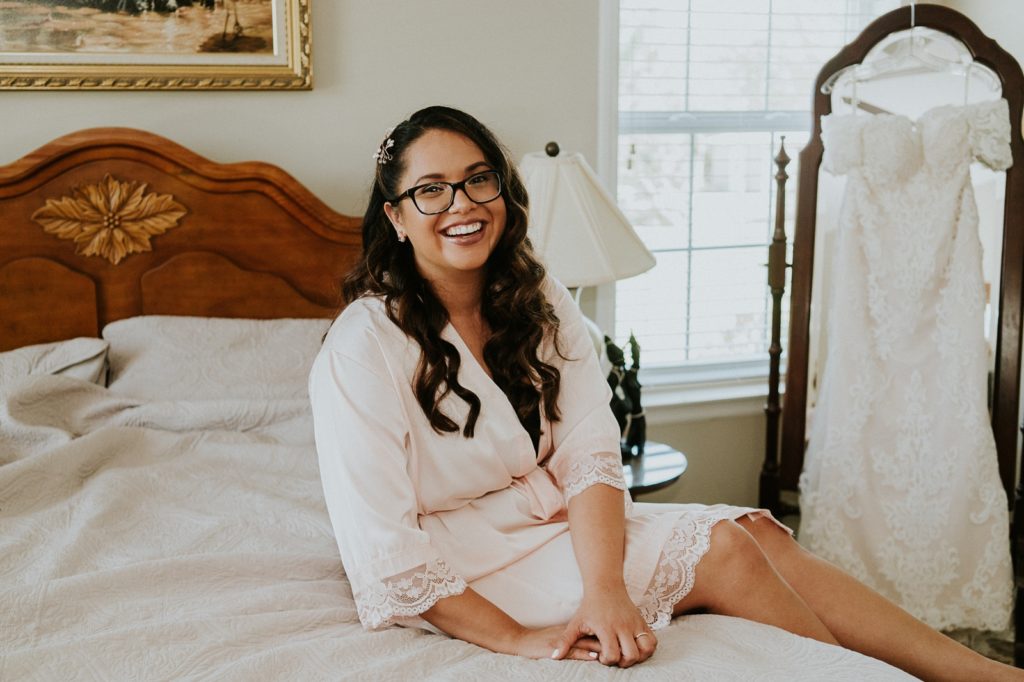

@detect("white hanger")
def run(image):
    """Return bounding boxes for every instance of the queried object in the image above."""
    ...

[821,1,999,96]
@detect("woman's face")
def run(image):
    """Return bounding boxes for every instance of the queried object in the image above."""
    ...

[384,129,507,286]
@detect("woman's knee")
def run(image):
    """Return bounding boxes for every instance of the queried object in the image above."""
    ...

[674,520,772,615]
[700,519,773,580]
[735,515,803,562]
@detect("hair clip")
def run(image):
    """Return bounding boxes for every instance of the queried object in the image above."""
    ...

[373,126,396,165]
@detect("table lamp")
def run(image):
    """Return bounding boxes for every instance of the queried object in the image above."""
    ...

[519,142,655,289]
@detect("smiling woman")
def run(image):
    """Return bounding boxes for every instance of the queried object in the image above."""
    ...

[383,131,507,286]
[342,107,544,441]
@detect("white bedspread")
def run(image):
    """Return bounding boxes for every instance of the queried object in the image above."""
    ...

[0,376,915,681]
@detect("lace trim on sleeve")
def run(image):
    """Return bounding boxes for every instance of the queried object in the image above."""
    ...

[969,99,1012,171]
[821,113,863,176]
[562,451,627,502]
[356,557,467,630]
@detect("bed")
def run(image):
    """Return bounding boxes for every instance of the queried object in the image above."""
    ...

[0,128,914,680]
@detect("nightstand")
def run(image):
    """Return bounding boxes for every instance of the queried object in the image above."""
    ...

[622,441,688,500]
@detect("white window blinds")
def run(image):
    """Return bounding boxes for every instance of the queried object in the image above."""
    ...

[615,0,898,368]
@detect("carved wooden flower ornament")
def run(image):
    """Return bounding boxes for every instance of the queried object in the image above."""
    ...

[32,174,187,265]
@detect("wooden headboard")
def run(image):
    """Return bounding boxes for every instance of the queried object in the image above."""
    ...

[0,128,363,351]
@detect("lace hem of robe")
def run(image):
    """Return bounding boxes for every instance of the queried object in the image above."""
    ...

[356,557,467,630]
[636,510,787,629]
[636,514,717,629]
[561,452,627,502]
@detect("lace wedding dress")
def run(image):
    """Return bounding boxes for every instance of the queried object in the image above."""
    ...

[798,99,1014,630]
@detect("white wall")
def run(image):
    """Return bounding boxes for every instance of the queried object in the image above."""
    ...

[0,0,600,215]
[642,415,767,507]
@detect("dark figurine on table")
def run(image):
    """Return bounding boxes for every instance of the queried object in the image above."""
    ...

[604,333,646,462]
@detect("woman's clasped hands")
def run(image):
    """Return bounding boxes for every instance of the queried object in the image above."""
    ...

[550,586,658,668]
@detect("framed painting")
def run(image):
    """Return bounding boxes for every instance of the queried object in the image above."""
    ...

[0,0,310,90]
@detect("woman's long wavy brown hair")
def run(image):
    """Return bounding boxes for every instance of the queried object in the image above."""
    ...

[341,106,564,437]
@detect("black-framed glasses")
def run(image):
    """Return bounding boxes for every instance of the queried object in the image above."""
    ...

[389,170,502,215]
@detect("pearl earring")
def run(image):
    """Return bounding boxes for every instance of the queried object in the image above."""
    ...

[397,232,407,243]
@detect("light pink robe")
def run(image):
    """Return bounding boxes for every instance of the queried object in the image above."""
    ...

[310,276,783,631]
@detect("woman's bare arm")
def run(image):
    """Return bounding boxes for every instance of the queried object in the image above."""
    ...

[420,586,598,660]
[556,482,657,667]
[566,483,628,591]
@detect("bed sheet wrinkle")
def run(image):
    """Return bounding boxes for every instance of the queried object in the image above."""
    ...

[0,363,913,680]
[0,337,109,399]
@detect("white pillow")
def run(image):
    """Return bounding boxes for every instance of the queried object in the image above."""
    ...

[0,338,109,395]
[102,316,331,401]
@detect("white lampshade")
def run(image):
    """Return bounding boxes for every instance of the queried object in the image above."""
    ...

[520,150,655,288]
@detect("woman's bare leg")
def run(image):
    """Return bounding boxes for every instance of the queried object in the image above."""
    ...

[670,519,839,645]
[734,515,1023,682]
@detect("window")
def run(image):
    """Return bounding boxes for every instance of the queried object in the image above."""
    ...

[613,0,898,374]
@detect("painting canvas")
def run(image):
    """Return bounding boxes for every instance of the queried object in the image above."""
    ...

[0,0,310,89]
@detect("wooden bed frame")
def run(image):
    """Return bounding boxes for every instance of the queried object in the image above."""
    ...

[0,128,363,352]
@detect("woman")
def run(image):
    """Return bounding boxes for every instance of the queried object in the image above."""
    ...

[309,105,1021,679]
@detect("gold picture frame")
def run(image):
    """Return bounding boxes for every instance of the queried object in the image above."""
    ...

[0,0,310,91]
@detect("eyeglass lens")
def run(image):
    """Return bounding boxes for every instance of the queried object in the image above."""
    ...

[412,171,501,215]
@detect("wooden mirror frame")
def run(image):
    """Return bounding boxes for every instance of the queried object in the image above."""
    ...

[760,5,1024,662]
[765,5,1024,508]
